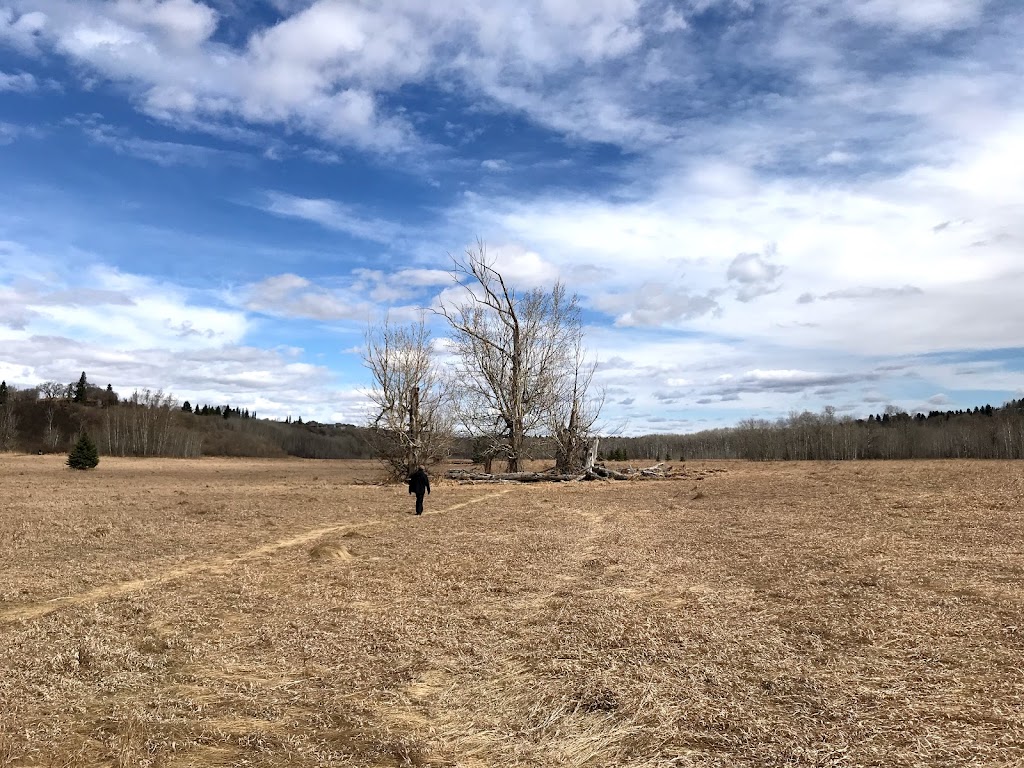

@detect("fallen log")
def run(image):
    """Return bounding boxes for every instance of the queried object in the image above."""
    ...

[447,460,682,483]
[588,465,630,480]
[446,470,583,482]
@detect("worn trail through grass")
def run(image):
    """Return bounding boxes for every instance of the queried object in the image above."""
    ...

[0,488,513,624]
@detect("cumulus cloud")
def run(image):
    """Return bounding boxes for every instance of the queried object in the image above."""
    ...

[592,283,721,327]
[108,0,219,48]
[241,273,367,320]
[0,8,46,52]
[347,268,453,305]
[0,239,377,423]
[239,269,434,321]
[0,0,656,151]
[0,254,253,394]
[726,244,784,302]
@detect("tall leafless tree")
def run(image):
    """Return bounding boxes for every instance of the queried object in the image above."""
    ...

[437,241,599,472]
[549,332,604,472]
[0,402,17,451]
[362,315,453,479]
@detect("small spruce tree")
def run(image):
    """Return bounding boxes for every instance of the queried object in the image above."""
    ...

[67,432,100,470]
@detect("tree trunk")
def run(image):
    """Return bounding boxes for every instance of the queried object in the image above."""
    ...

[584,437,599,472]
[408,385,420,471]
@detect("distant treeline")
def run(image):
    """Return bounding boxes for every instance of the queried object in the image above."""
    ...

[1,375,1023,461]
[0,376,373,460]
[599,403,1024,462]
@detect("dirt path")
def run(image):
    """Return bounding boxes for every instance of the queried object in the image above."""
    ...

[0,489,513,624]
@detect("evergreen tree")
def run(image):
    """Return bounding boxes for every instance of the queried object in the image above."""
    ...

[74,372,89,403]
[67,432,100,470]
[0,380,7,406]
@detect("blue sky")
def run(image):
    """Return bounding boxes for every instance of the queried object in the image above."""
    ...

[1,0,1022,434]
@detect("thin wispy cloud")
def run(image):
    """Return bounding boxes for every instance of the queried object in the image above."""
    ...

[80,120,253,167]
[258,192,400,244]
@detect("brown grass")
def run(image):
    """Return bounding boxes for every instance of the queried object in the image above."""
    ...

[1,455,1023,767]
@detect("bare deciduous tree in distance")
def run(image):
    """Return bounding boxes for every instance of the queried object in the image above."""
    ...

[362,315,453,480]
[438,241,600,473]
[0,401,17,451]
[549,333,604,473]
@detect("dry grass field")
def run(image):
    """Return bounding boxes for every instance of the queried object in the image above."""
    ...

[1,455,1022,767]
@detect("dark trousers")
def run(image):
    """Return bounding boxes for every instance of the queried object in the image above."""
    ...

[415,492,425,515]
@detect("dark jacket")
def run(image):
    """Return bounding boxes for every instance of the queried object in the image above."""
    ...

[408,467,430,495]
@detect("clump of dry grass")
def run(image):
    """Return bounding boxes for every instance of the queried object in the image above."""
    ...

[1,456,1023,766]
[308,541,355,561]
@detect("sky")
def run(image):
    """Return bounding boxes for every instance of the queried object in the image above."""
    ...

[1,0,1022,435]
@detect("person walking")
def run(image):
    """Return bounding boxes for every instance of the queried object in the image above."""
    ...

[408,464,430,515]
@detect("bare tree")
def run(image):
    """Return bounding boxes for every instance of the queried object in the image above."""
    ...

[0,403,17,451]
[362,315,453,479]
[549,333,604,473]
[438,241,598,472]
[38,381,65,400]
[102,389,197,457]
[43,403,61,451]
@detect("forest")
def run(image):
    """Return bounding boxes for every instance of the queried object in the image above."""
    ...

[2,375,1022,463]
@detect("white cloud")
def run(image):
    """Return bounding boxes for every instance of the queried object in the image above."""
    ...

[593,283,721,326]
[0,123,19,144]
[258,191,399,243]
[0,250,372,422]
[0,260,248,370]
[0,8,47,52]
[109,0,219,48]
[450,79,1024,355]
[468,242,561,289]
[80,119,251,166]
[241,273,369,321]
[726,246,784,302]
[1,0,658,151]
[839,0,987,32]
[819,150,855,166]
[0,70,36,91]
[238,271,426,322]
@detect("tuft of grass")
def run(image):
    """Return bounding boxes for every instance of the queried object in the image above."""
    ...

[309,541,355,561]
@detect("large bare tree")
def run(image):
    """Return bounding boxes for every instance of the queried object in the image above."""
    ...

[548,333,604,472]
[438,241,599,472]
[362,315,452,479]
